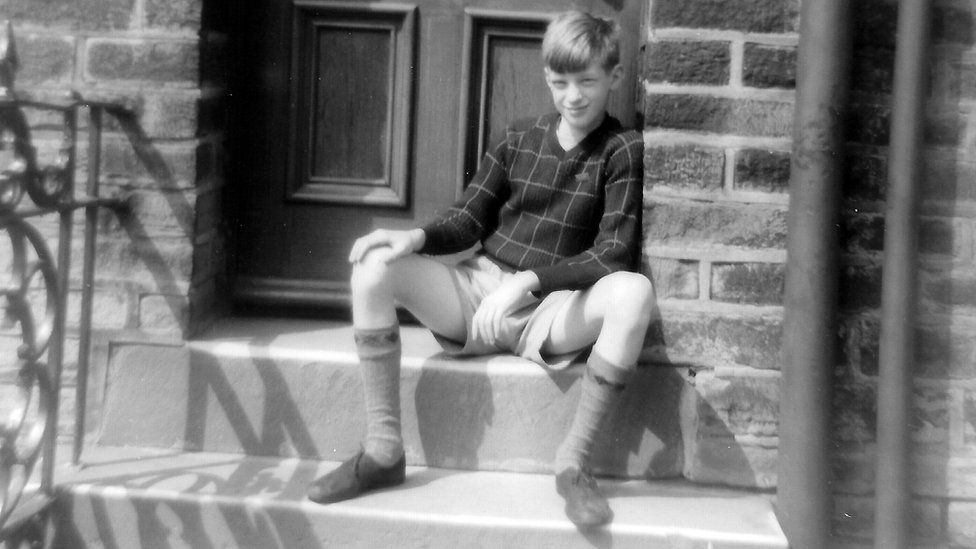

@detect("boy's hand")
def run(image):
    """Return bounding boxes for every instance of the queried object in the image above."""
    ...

[471,271,540,346]
[349,228,425,264]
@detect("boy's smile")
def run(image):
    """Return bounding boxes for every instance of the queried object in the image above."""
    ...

[545,61,622,143]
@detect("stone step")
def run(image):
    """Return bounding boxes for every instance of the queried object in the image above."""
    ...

[98,318,687,478]
[52,445,788,549]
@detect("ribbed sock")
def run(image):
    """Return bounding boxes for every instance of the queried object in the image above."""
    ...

[554,352,632,473]
[355,325,404,467]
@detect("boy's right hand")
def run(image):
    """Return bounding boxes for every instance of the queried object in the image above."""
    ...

[348,228,425,264]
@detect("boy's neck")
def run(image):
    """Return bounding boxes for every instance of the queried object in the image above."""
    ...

[556,111,606,150]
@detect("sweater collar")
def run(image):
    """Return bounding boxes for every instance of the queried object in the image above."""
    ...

[544,112,618,159]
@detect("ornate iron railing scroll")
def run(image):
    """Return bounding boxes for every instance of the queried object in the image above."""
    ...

[0,20,126,537]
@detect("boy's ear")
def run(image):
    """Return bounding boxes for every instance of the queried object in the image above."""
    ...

[609,64,624,90]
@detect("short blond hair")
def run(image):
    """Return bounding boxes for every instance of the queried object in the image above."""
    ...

[542,10,620,73]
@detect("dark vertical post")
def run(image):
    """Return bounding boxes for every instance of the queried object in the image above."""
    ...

[777,1,851,547]
[73,105,102,465]
[875,2,931,548]
[41,108,78,489]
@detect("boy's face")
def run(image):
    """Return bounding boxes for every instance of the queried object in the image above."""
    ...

[545,61,622,136]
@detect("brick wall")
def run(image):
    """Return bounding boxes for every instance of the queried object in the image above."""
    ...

[0,0,228,437]
[640,0,797,491]
[641,0,976,546]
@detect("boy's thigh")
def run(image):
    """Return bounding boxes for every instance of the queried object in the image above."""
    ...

[385,254,467,342]
[540,281,613,356]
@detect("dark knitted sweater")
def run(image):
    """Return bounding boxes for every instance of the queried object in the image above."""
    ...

[419,112,643,294]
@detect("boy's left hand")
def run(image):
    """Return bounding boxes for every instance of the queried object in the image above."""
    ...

[471,271,540,346]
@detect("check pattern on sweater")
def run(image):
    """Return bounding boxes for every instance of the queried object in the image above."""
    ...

[419,113,643,294]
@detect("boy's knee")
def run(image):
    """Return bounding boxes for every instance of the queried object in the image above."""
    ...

[605,272,654,325]
[351,253,392,294]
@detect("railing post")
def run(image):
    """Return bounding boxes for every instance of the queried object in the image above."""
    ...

[73,106,103,465]
[777,1,852,547]
[875,2,931,548]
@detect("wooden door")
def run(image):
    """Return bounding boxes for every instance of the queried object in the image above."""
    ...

[229,0,644,311]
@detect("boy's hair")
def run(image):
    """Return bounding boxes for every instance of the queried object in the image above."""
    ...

[542,11,620,73]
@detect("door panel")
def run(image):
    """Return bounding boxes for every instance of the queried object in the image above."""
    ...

[230,0,644,310]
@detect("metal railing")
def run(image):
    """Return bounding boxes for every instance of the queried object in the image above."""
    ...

[0,21,127,541]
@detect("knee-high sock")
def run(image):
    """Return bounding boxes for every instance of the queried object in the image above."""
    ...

[555,352,632,473]
[355,325,403,466]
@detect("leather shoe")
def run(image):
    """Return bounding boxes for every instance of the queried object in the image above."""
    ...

[555,467,613,527]
[307,449,405,504]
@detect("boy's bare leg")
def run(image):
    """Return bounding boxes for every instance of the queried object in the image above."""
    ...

[307,252,466,504]
[543,271,654,526]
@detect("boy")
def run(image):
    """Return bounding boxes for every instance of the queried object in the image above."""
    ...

[307,10,653,528]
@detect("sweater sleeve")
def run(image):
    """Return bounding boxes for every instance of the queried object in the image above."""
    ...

[418,136,511,255]
[529,134,644,293]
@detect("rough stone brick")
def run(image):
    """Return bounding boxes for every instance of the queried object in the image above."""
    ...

[734,149,790,193]
[844,147,887,201]
[92,238,193,291]
[645,144,724,191]
[711,262,785,305]
[17,34,75,85]
[645,94,793,137]
[652,0,799,33]
[693,370,779,438]
[145,0,203,31]
[742,44,795,89]
[100,138,199,189]
[923,157,976,202]
[100,189,197,237]
[85,39,198,85]
[851,46,895,95]
[832,378,876,443]
[661,312,783,370]
[138,93,200,139]
[915,324,976,379]
[949,502,976,547]
[919,218,955,256]
[934,6,975,45]
[912,386,950,445]
[843,214,885,252]
[924,112,966,148]
[834,495,945,544]
[66,288,130,330]
[139,294,188,332]
[832,450,875,495]
[645,41,730,85]
[3,0,135,31]
[853,0,898,49]
[931,57,976,102]
[840,262,882,310]
[683,435,778,488]
[839,316,880,375]
[644,202,788,249]
[847,103,891,146]
[923,270,976,310]
[646,257,699,299]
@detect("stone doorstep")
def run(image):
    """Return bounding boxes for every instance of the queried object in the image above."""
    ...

[97,317,687,478]
[52,445,787,549]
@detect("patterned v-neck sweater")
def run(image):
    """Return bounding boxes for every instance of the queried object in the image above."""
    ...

[419,112,644,294]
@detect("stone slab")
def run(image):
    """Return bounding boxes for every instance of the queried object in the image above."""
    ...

[98,318,686,478]
[52,445,787,549]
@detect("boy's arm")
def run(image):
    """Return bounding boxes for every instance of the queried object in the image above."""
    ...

[417,137,510,255]
[530,135,644,293]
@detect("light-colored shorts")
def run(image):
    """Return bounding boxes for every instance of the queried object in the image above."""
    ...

[431,254,590,369]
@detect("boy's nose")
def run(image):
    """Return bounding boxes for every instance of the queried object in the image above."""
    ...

[566,85,584,102]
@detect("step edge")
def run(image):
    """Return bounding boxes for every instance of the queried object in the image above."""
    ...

[57,481,788,546]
